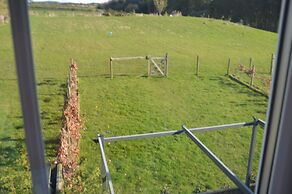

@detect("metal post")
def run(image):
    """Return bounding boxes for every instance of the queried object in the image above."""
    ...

[97,135,115,194]
[100,135,107,192]
[183,125,253,194]
[245,120,259,187]
[8,1,49,194]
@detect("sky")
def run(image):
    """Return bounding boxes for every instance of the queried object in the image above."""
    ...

[33,0,110,3]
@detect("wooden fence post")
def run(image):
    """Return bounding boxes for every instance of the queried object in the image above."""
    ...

[250,65,255,86]
[249,57,253,68]
[110,57,113,79]
[147,56,151,77]
[270,53,275,75]
[165,53,168,77]
[227,58,231,75]
[196,55,200,76]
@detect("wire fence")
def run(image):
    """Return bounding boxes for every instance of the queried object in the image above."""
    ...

[226,55,274,97]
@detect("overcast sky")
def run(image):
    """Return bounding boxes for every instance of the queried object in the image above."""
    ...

[33,0,109,3]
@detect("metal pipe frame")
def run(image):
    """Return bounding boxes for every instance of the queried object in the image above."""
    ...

[257,119,266,128]
[110,56,165,61]
[246,121,259,187]
[102,121,256,143]
[182,125,254,194]
[8,0,49,193]
[94,120,266,193]
[97,135,115,194]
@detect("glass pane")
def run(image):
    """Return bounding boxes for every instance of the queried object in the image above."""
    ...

[1,0,282,193]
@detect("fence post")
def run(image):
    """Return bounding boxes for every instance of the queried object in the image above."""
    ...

[147,56,151,77]
[249,57,253,69]
[250,65,255,86]
[99,135,107,192]
[56,163,64,194]
[196,55,200,76]
[110,58,113,79]
[270,53,275,75]
[227,58,231,75]
[245,120,259,187]
[165,53,168,77]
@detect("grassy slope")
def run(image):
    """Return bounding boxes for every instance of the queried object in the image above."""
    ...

[0,0,7,15]
[0,12,277,193]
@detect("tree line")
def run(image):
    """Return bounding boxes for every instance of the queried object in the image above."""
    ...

[99,0,282,32]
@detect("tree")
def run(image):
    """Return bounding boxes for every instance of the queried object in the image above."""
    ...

[126,3,139,12]
[153,0,167,15]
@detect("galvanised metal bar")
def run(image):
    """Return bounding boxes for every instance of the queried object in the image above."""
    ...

[100,135,107,192]
[103,121,255,142]
[8,0,49,193]
[257,119,266,128]
[97,135,115,194]
[182,125,254,194]
[245,121,259,187]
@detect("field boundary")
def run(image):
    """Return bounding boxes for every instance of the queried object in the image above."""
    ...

[56,60,81,190]
[225,57,272,98]
[228,75,269,98]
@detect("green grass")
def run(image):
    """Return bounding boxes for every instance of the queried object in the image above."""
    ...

[0,11,277,193]
[230,60,272,95]
[0,0,7,15]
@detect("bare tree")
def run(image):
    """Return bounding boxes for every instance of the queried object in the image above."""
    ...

[153,0,168,15]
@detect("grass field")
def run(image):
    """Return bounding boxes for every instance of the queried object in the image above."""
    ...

[0,10,277,193]
[0,0,7,15]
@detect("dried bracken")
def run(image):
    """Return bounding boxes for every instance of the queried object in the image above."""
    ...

[238,64,256,77]
[57,60,81,187]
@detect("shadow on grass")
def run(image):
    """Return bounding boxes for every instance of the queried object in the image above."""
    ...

[44,138,60,158]
[0,137,24,168]
[211,76,268,113]
[38,78,65,160]
[37,79,58,86]
[79,73,109,78]
[215,76,264,98]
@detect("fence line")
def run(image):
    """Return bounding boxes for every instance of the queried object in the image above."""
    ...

[226,56,271,98]
[56,59,82,191]
[109,54,168,79]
